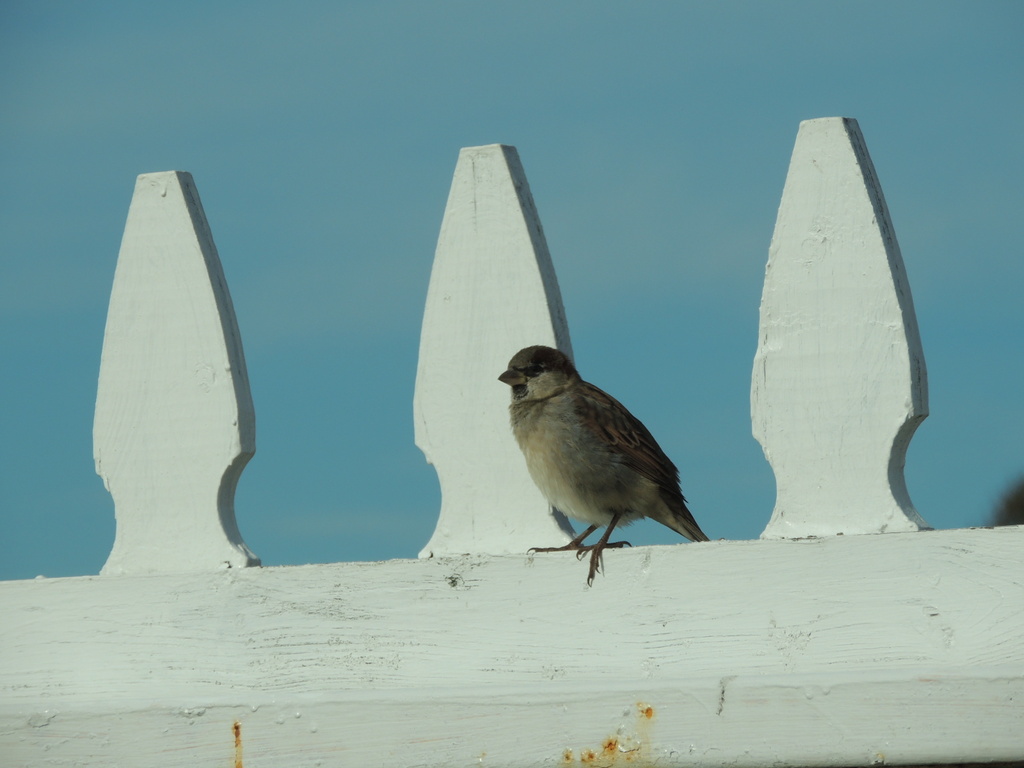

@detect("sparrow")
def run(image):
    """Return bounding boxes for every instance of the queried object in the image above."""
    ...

[499,345,708,585]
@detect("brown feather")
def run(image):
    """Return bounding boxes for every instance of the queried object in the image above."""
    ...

[573,380,709,542]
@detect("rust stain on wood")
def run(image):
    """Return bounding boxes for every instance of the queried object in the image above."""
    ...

[233,720,243,768]
[564,702,656,764]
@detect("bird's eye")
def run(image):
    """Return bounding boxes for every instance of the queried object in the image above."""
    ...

[523,363,544,377]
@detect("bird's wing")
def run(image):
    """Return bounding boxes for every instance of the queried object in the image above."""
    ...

[573,380,682,496]
[573,382,708,540]
[573,380,710,542]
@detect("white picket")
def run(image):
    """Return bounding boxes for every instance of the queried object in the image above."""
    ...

[415,144,575,557]
[94,171,259,574]
[753,118,930,538]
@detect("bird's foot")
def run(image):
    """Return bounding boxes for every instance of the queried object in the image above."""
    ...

[572,540,631,559]
[528,518,630,586]
[528,524,600,554]
[528,543,584,554]
[579,540,632,585]
[528,539,630,556]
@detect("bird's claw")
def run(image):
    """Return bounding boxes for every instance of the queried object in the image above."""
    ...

[529,527,631,586]
[573,540,631,561]
[528,544,580,554]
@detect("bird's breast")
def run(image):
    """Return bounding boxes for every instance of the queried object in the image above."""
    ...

[510,398,641,527]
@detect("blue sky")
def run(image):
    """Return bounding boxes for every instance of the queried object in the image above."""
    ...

[2,2,1021,581]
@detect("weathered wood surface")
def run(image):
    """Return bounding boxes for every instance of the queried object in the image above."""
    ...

[94,171,259,575]
[4,124,1022,767]
[753,118,929,540]
[2,526,1022,766]
[415,144,575,558]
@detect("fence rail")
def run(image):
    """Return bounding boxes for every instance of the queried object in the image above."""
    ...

[2,117,1021,768]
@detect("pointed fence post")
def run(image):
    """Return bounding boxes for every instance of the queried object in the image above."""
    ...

[415,145,575,557]
[94,171,259,574]
[752,118,930,538]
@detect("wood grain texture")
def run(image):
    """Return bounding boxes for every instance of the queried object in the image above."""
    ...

[3,527,1022,766]
[753,118,929,539]
[415,145,575,557]
[94,171,258,574]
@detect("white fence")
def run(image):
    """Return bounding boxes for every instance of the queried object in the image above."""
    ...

[2,117,1021,767]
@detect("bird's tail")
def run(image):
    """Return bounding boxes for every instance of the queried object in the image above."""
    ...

[659,492,710,542]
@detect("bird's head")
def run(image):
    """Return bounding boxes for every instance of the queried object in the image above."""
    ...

[499,345,579,401]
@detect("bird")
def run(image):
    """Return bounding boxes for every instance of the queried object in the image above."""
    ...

[498,344,708,585]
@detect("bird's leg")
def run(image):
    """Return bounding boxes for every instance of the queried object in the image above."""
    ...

[528,516,631,585]
[579,512,631,586]
[528,525,599,553]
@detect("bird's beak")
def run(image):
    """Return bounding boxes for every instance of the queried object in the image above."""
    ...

[498,368,526,386]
